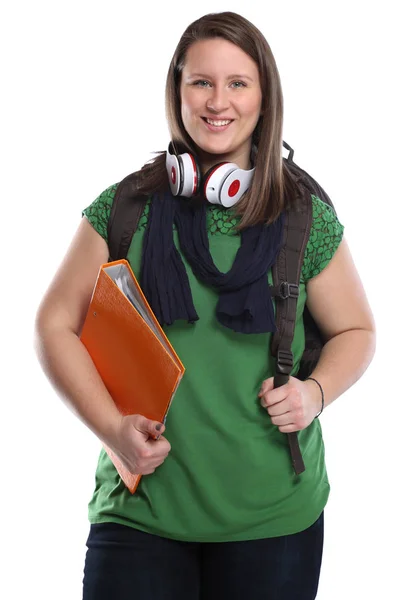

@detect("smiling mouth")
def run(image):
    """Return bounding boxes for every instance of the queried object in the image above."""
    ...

[202,117,234,127]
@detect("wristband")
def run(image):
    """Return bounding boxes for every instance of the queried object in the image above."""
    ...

[306,377,325,418]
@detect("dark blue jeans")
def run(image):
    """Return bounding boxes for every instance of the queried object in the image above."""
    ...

[83,512,324,600]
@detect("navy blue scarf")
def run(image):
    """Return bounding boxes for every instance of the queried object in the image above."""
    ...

[140,191,285,334]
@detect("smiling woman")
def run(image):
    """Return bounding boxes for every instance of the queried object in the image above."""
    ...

[34,10,375,600]
[162,11,299,228]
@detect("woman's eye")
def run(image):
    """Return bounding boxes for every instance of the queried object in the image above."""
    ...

[192,80,246,88]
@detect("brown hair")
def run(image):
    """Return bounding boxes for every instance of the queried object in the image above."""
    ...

[136,11,298,228]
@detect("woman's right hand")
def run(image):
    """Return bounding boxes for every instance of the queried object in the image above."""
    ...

[110,414,172,475]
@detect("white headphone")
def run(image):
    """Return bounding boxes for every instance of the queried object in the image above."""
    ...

[166,142,255,208]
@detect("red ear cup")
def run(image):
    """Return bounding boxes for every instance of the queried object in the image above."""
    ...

[203,163,255,207]
[166,142,182,196]
[219,167,255,207]
[228,180,241,198]
[167,143,201,197]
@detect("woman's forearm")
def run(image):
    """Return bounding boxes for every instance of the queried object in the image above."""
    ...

[306,329,376,410]
[34,323,122,447]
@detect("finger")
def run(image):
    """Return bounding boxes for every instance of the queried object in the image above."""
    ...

[260,385,289,408]
[147,436,171,456]
[134,416,165,439]
[274,409,309,433]
[258,377,274,397]
[153,419,168,440]
[277,423,302,434]
[267,400,291,417]
[270,411,293,427]
[259,376,296,398]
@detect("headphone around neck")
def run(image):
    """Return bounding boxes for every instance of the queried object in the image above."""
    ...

[166,142,255,208]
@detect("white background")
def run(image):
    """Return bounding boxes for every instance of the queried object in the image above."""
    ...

[2,0,415,598]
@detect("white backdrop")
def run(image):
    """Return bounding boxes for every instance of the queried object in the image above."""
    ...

[2,0,415,598]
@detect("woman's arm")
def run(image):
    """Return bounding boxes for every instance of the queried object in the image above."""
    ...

[34,217,170,472]
[259,236,376,431]
[304,235,376,410]
[34,217,124,446]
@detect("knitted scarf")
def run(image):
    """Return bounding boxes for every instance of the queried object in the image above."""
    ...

[140,191,285,334]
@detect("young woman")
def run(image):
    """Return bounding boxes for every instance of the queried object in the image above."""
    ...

[34,11,376,600]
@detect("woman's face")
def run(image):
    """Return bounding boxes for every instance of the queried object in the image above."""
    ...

[180,38,262,171]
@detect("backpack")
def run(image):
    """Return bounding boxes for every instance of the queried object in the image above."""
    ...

[107,142,337,476]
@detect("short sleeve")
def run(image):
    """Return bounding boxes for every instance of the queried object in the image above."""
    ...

[82,183,118,243]
[301,194,345,282]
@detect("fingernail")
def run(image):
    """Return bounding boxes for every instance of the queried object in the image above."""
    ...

[156,424,162,431]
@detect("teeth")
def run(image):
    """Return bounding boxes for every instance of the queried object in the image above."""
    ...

[206,119,231,126]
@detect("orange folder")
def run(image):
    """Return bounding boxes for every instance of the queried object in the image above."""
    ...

[80,259,185,494]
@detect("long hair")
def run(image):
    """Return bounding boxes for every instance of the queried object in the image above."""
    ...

[135,11,299,228]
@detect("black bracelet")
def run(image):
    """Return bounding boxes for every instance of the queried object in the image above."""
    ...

[306,377,325,418]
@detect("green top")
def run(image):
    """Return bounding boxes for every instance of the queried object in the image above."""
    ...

[82,184,344,542]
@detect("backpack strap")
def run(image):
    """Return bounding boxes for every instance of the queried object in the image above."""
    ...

[281,143,338,384]
[107,173,148,261]
[270,149,314,476]
[282,142,337,214]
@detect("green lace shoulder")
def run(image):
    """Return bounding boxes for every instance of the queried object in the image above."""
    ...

[82,186,238,242]
[82,183,118,243]
[206,206,239,235]
[301,195,344,283]
[83,188,343,281]
[136,202,239,236]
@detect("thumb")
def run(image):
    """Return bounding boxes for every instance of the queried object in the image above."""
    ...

[258,377,274,397]
[133,415,165,438]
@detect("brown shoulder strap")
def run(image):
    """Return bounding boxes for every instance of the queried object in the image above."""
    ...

[270,188,313,475]
[107,173,147,262]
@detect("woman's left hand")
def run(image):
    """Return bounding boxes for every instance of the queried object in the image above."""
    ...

[258,376,322,433]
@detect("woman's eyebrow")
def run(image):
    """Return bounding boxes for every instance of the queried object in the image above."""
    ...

[187,73,254,82]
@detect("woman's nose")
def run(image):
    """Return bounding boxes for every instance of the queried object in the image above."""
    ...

[206,87,230,113]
